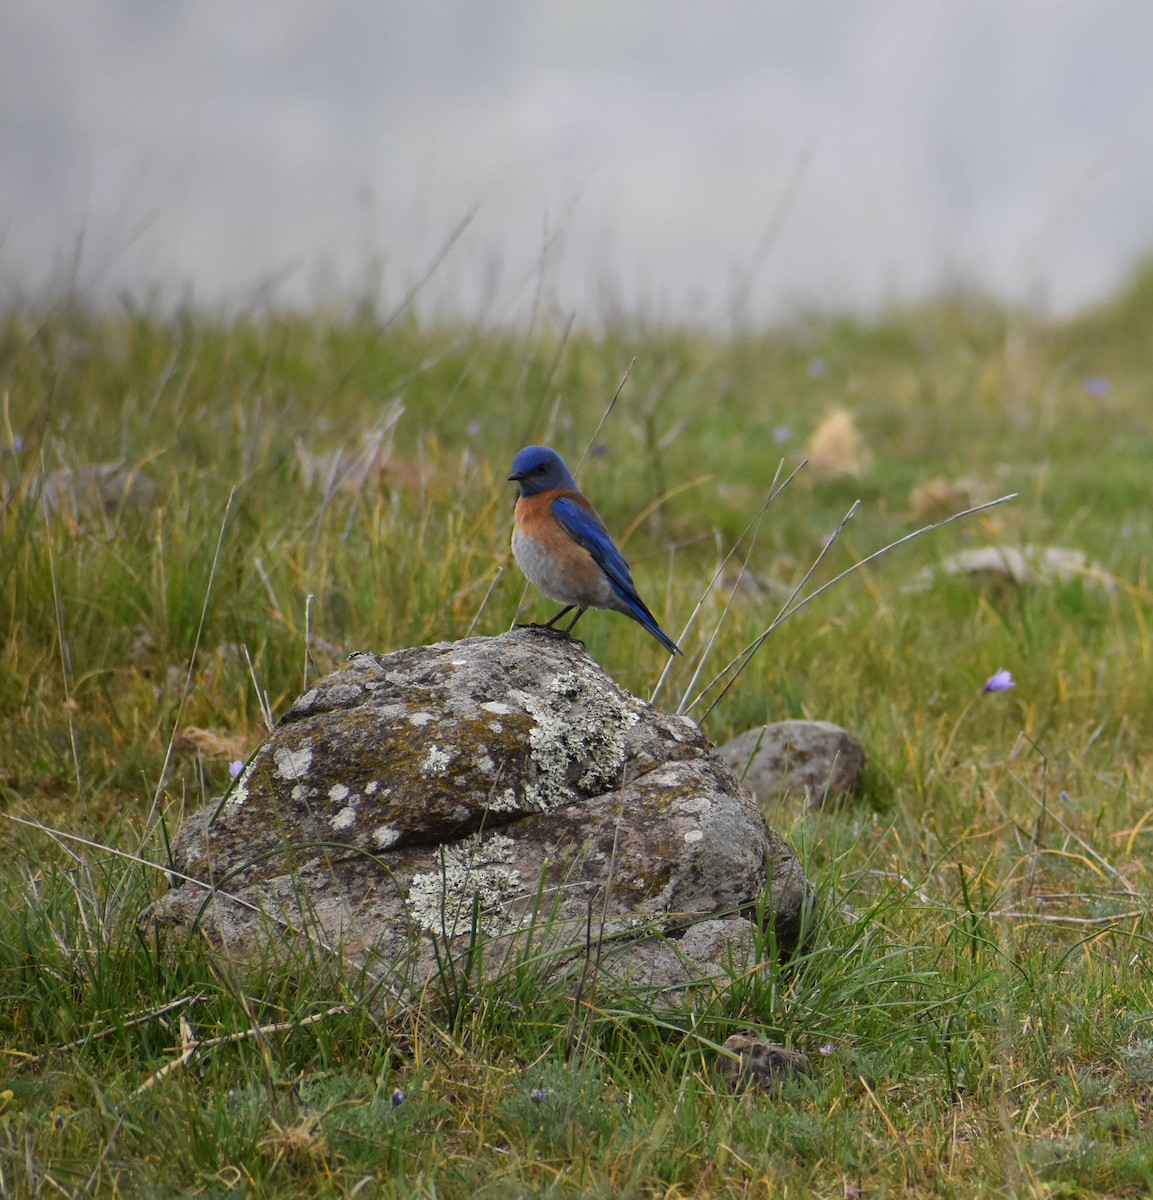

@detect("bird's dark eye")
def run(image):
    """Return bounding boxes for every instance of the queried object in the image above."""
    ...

[534,464,547,474]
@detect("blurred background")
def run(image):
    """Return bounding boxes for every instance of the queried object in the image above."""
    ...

[3,0,1152,325]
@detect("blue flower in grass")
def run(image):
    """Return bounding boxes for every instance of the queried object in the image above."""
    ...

[982,668,1014,694]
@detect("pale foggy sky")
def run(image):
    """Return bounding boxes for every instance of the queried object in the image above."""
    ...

[2,1,1152,324]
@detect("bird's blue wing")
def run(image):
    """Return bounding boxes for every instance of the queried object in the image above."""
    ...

[552,495,681,655]
[551,497,638,596]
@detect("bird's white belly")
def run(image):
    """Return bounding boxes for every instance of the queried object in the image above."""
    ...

[512,529,613,608]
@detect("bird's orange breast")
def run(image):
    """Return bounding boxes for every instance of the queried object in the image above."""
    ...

[512,489,610,604]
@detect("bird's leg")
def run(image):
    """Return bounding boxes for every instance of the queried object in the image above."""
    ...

[561,607,586,635]
[542,606,575,630]
[515,605,579,638]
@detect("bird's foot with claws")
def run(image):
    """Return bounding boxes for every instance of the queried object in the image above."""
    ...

[514,622,585,647]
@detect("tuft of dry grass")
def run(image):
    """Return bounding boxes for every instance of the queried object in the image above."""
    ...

[805,406,863,476]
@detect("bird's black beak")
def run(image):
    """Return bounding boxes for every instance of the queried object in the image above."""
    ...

[508,471,524,482]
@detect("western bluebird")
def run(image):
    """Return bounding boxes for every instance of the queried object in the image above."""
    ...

[508,445,681,655]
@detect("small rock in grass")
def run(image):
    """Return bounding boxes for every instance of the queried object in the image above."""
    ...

[716,1032,810,1093]
[905,545,1115,595]
[720,720,864,810]
[38,462,158,520]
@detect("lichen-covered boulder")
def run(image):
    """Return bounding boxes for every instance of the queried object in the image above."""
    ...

[150,629,812,993]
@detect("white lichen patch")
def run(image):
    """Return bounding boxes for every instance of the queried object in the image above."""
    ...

[517,671,639,809]
[484,787,523,815]
[409,711,435,727]
[365,780,379,795]
[480,701,513,716]
[407,832,524,936]
[332,805,358,831]
[223,776,249,815]
[373,823,400,848]
[329,783,350,804]
[683,829,705,844]
[474,753,495,774]
[422,745,452,776]
[274,744,313,782]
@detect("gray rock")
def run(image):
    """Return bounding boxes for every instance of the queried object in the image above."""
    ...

[716,1032,810,1093]
[720,720,864,809]
[150,629,812,995]
[904,544,1116,595]
[38,461,158,519]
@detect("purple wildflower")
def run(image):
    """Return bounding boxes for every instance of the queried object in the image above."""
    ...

[772,425,793,444]
[228,759,245,779]
[818,1042,834,1055]
[1083,376,1111,399]
[982,669,1014,694]
[808,357,829,379]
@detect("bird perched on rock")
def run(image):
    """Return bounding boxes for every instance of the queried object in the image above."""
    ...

[508,444,681,655]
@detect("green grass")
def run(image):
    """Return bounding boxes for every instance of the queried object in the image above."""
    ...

[2,265,1153,1196]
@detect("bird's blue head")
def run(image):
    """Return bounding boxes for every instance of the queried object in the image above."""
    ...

[508,445,578,496]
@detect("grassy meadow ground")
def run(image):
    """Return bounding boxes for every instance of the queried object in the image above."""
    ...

[1,268,1152,1197]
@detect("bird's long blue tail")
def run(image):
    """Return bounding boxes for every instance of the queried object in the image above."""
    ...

[621,595,681,655]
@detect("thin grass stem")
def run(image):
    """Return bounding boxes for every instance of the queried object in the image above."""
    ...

[688,492,1018,723]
